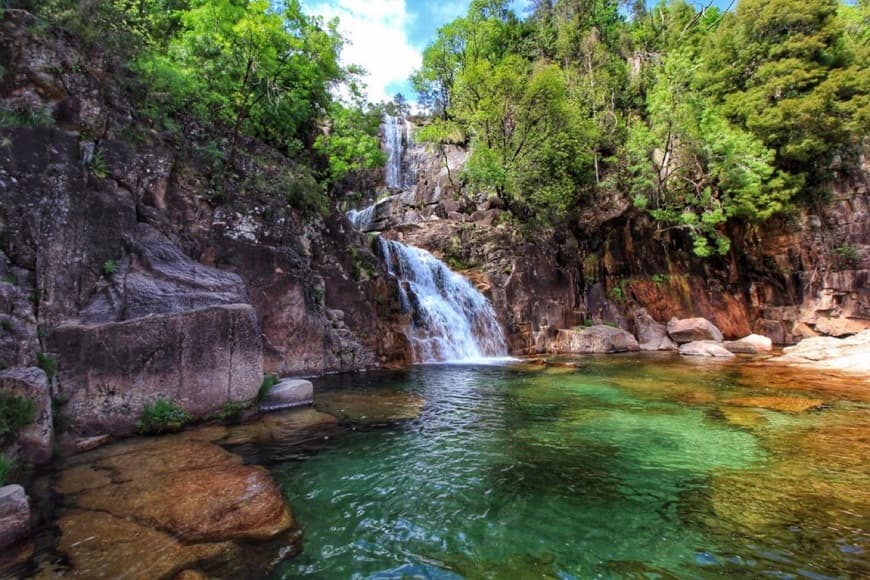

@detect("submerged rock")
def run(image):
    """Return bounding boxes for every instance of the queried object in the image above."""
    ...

[667,318,724,344]
[771,330,870,374]
[723,396,824,414]
[549,325,640,354]
[723,334,773,354]
[53,436,298,575]
[57,509,238,579]
[315,391,424,424]
[678,341,735,358]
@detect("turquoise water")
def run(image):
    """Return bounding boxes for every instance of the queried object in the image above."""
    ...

[266,356,869,579]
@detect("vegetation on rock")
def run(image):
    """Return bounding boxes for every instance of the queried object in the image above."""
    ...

[135,398,191,434]
[0,391,36,445]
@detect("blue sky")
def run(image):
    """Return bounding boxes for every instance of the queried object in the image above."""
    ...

[302,1,734,104]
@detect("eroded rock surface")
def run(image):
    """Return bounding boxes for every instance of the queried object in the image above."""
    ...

[0,485,30,552]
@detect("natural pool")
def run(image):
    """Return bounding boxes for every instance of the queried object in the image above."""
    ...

[257,355,869,579]
[9,355,868,579]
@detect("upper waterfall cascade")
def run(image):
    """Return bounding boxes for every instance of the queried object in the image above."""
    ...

[383,114,416,189]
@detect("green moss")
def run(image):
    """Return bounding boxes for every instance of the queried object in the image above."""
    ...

[135,399,191,435]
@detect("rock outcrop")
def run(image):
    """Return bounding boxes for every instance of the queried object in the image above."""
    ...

[549,325,640,354]
[634,308,676,351]
[771,330,870,374]
[50,304,262,435]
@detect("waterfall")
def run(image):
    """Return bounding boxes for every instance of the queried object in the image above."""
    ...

[347,204,375,231]
[384,115,403,189]
[383,114,416,189]
[378,237,508,363]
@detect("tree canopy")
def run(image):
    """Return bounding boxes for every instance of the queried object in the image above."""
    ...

[413,0,868,253]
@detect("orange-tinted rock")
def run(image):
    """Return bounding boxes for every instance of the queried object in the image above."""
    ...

[723,396,824,413]
[57,510,238,580]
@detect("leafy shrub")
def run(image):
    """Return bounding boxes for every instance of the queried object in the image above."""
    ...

[36,352,57,380]
[833,244,859,268]
[135,398,191,435]
[0,392,36,445]
[218,401,245,421]
[90,148,108,178]
[102,259,119,276]
[257,374,279,403]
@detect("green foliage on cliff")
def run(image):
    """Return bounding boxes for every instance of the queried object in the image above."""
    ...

[0,392,36,446]
[414,0,868,255]
[18,0,384,201]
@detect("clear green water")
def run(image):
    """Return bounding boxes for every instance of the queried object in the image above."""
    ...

[263,356,869,579]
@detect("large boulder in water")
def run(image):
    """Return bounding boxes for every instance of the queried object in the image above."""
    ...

[667,317,724,344]
[549,325,640,354]
[723,334,773,354]
[633,309,676,351]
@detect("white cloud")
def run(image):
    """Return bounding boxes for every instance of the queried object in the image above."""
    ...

[305,0,422,103]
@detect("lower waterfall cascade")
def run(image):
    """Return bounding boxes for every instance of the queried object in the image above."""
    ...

[377,237,508,363]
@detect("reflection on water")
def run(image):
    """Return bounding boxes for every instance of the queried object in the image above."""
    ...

[272,356,869,579]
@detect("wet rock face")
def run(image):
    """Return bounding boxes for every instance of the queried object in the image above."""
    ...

[0,367,52,464]
[50,304,262,435]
